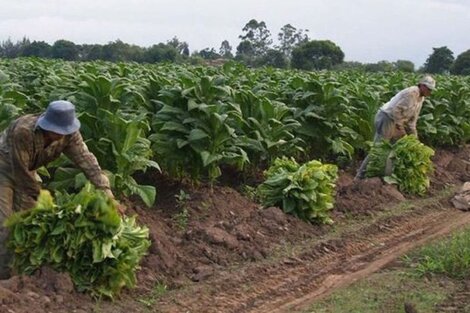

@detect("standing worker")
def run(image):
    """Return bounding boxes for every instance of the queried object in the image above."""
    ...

[0,100,123,279]
[355,75,436,179]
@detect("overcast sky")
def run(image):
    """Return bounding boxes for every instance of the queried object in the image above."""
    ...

[1,0,469,67]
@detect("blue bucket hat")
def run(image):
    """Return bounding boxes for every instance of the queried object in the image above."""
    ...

[36,100,81,135]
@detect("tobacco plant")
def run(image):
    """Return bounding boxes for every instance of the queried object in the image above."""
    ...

[258,157,338,224]
[6,185,150,298]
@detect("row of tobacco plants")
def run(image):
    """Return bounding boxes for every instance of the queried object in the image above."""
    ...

[1,58,470,210]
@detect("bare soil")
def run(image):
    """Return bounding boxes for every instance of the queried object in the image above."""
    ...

[436,279,470,312]
[1,146,470,313]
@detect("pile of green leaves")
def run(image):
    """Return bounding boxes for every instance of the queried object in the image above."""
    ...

[257,157,338,224]
[5,184,150,299]
[366,135,435,195]
[364,139,394,178]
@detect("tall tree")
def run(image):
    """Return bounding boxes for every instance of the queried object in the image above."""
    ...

[277,24,309,58]
[291,40,344,70]
[258,49,288,68]
[451,49,470,75]
[238,19,273,57]
[364,61,394,72]
[0,39,15,58]
[423,46,454,74]
[144,43,179,63]
[167,36,189,56]
[0,37,30,58]
[219,40,233,58]
[235,40,255,64]
[197,48,221,60]
[51,39,78,60]
[21,41,51,58]
[393,60,415,72]
[80,44,103,61]
[100,40,144,62]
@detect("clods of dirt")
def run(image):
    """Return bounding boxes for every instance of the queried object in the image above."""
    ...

[0,267,91,313]
[335,176,405,215]
[0,146,469,313]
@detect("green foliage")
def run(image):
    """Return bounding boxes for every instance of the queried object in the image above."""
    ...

[2,58,470,190]
[258,157,338,224]
[50,110,159,207]
[5,185,150,299]
[145,43,180,63]
[51,39,79,61]
[407,227,470,279]
[309,268,449,313]
[452,49,470,75]
[21,41,52,58]
[364,140,394,178]
[173,190,191,231]
[66,72,158,206]
[0,69,28,131]
[150,75,248,182]
[235,40,256,64]
[419,77,470,146]
[219,40,233,59]
[172,209,190,232]
[257,49,288,68]
[393,60,415,73]
[99,111,160,207]
[366,136,434,195]
[197,48,221,60]
[363,60,395,72]
[237,19,273,57]
[277,23,309,59]
[138,281,168,308]
[0,102,21,132]
[241,185,258,202]
[422,46,454,74]
[175,189,191,208]
[288,75,355,159]
[291,40,344,70]
[234,89,304,165]
[345,74,383,150]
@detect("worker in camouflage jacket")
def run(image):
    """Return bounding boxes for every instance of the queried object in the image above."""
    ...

[0,100,116,279]
[355,75,436,179]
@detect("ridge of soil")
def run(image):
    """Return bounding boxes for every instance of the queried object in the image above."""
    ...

[1,146,470,313]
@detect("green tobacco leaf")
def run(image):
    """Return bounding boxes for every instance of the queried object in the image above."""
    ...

[258,157,338,224]
[5,184,150,298]
[367,136,434,195]
[188,129,209,141]
[126,183,156,208]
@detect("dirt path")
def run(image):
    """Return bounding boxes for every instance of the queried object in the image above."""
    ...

[156,202,470,313]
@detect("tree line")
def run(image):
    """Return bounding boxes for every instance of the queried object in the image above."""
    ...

[1,19,470,75]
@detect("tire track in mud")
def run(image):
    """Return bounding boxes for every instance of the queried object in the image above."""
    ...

[157,203,470,313]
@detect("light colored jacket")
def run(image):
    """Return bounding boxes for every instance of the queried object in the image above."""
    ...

[379,86,424,136]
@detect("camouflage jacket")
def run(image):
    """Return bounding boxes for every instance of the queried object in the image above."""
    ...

[379,86,425,136]
[0,114,110,210]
